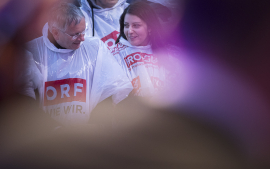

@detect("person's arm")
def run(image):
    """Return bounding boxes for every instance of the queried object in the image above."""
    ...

[14,50,42,100]
[89,40,133,111]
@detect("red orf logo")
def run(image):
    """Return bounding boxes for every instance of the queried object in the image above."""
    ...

[151,76,164,89]
[101,31,120,49]
[131,76,141,95]
[44,78,86,106]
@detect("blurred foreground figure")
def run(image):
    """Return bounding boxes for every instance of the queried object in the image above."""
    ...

[1,96,247,169]
[173,0,270,167]
[0,0,270,168]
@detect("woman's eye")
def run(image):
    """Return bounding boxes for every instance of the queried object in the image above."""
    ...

[133,24,140,28]
[124,24,129,28]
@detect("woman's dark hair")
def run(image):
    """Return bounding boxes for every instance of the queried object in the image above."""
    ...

[116,1,166,53]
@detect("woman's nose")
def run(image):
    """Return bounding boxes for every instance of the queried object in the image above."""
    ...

[128,27,134,33]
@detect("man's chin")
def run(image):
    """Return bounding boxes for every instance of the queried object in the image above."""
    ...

[71,43,81,50]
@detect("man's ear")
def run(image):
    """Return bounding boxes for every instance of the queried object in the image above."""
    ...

[51,27,60,40]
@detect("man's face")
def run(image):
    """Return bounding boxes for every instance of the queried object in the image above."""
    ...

[56,18,86,50]
[95,0,118,8]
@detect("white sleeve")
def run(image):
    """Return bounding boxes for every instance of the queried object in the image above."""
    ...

[14,50,42,99]
[89,40,133,110]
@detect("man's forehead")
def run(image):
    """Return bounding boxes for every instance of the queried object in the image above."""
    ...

[69,18,85,26]
[66,18,86,31]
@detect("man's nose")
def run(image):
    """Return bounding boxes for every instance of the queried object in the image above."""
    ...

[77,34,85,41]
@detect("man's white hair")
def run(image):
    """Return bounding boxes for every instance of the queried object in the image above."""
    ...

[48,2,85,32]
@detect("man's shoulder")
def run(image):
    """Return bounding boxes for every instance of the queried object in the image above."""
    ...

[25,36,45,53]
[26,36,45,51]
[26,36,43,46]
[79,37,104,59]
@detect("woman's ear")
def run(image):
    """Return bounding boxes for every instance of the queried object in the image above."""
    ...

[51,27,60,40]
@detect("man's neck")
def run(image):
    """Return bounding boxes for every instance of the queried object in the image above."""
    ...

[48,30,66,49]
[95,0,118,9]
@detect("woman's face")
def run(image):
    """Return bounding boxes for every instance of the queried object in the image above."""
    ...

[124,14,150,46]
